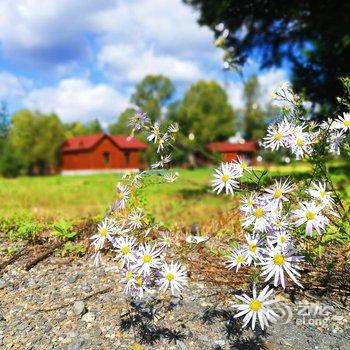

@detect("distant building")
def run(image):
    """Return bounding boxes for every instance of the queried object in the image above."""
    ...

[207,140,258,163]
[61,133,147,174]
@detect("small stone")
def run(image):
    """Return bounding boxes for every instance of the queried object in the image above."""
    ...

[67,339,84,350]
[0,279,6,289]
[81,312,95,323]
[176,340,188,350]
[73,301,86,316]
[67,275,78,284]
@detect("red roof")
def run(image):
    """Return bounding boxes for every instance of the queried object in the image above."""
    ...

[207,141,258,153]
[62,133,147,152]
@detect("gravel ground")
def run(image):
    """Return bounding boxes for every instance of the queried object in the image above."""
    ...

[0,254,349,350]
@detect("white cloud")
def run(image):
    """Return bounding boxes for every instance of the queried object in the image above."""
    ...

[23,78,129,123]
[0,71,32,101]
[98,44,204,83]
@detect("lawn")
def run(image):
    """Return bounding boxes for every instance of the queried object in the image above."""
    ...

[0,164,349,230]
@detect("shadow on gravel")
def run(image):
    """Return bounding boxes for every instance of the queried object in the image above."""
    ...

[202,307,266,350]
[120,299,185,346]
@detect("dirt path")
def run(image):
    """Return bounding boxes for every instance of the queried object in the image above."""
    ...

[0,253,349,350]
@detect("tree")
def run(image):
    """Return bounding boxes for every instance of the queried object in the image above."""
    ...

[173,80,235,163]
[131,75,175,121]
[108,108,135,135]
[9,110,65,174]
[242,76,266,140]
[64,119,103,138]
[183,0,350,113]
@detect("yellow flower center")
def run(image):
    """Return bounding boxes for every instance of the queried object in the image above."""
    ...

[100,228,108,236]
[249,299,262,312]
[165,272,174,281]
[274,189,283,198]
[136,277,143,287]
[344,120,350,127]
[121,246,130,255]
[273,253,285,266]
[275,220,282,228]
[247,199,254,206]
[240,162,247,169]
[296,137,304,146]
[142,254,152,263]
[236,255,244,263]
[274,132,282,140]
[118,192,125,199]
[320,190,326,198]
[222,174,230,183]
[126,271,133,280]
[279,235,286,244]
[254,207,264,218]
[306,211,315,220]
[248,243,257,253]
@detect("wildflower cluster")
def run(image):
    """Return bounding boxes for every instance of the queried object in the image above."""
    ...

[212,84,347,331]
[90,111,186,299]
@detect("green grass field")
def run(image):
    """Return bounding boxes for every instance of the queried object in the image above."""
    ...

[0,164,349,230]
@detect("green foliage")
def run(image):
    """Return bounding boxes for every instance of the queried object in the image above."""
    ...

[9,110,65,174]
[7,220,40,240]
[59,241,85,257]
[64,119,103,138]
[0,245,19,256]
[109,108,135,135]
[0,141,24,177]
[51,220,77,240]
[173,80,235,162]
[184,0,350,113]
[131,75,175,121]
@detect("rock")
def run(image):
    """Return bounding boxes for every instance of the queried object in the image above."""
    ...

[0,279,6,289]
[73,301,86,316]
[67,275,78,284]
[67,339,84,350]
[176,340,188,350]
[81,312,95,323]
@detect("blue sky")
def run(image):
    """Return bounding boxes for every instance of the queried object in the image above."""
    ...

[0,0,288,126]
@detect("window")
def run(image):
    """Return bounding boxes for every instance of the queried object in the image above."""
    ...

[102,152,110,165]
[124,151,130,165]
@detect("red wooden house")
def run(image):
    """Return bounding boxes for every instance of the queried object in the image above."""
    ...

[61,133,147,174]
[207,141,258,163]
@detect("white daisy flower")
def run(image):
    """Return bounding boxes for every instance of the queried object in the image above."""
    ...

[329,130,346,155]
[136,243,163,276]
[289,130,312,159]
[333,112,350,132]
[262,119,291,151]
[90,218,116,249]
[267,216,289,232]
[260,245,303,288]
[308,182,334,208]
[91,247,102,267]
[226,248,246,271]
[157,133,170,153]
[129,112,150,131]
[212,162,241,194]
[158,261,187,295]
[264,179,294,208]
[231,156,251,174]
[233,284,279,330]
[242,204,271,233]
[151,154,172,168]
[239,193,258,214]
[114,236,137,267]
[168,122,179,133]
[242,233,263,265]
[163,171,179,183]
[292,201,329,235]
[113,185,131,210]
[147,122,161,143]
[128,209,144,229]
[267,231,293,248]
[159,231,172,249]
[120,265,139,295]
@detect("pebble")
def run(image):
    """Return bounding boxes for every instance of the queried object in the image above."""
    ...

[81,312,95,323]
[67,339,84,350]
[0,279,6,289]
[73,301,86,316]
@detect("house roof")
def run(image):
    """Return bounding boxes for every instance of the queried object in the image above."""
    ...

[207,141,258,153]
[61,133,147,152]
